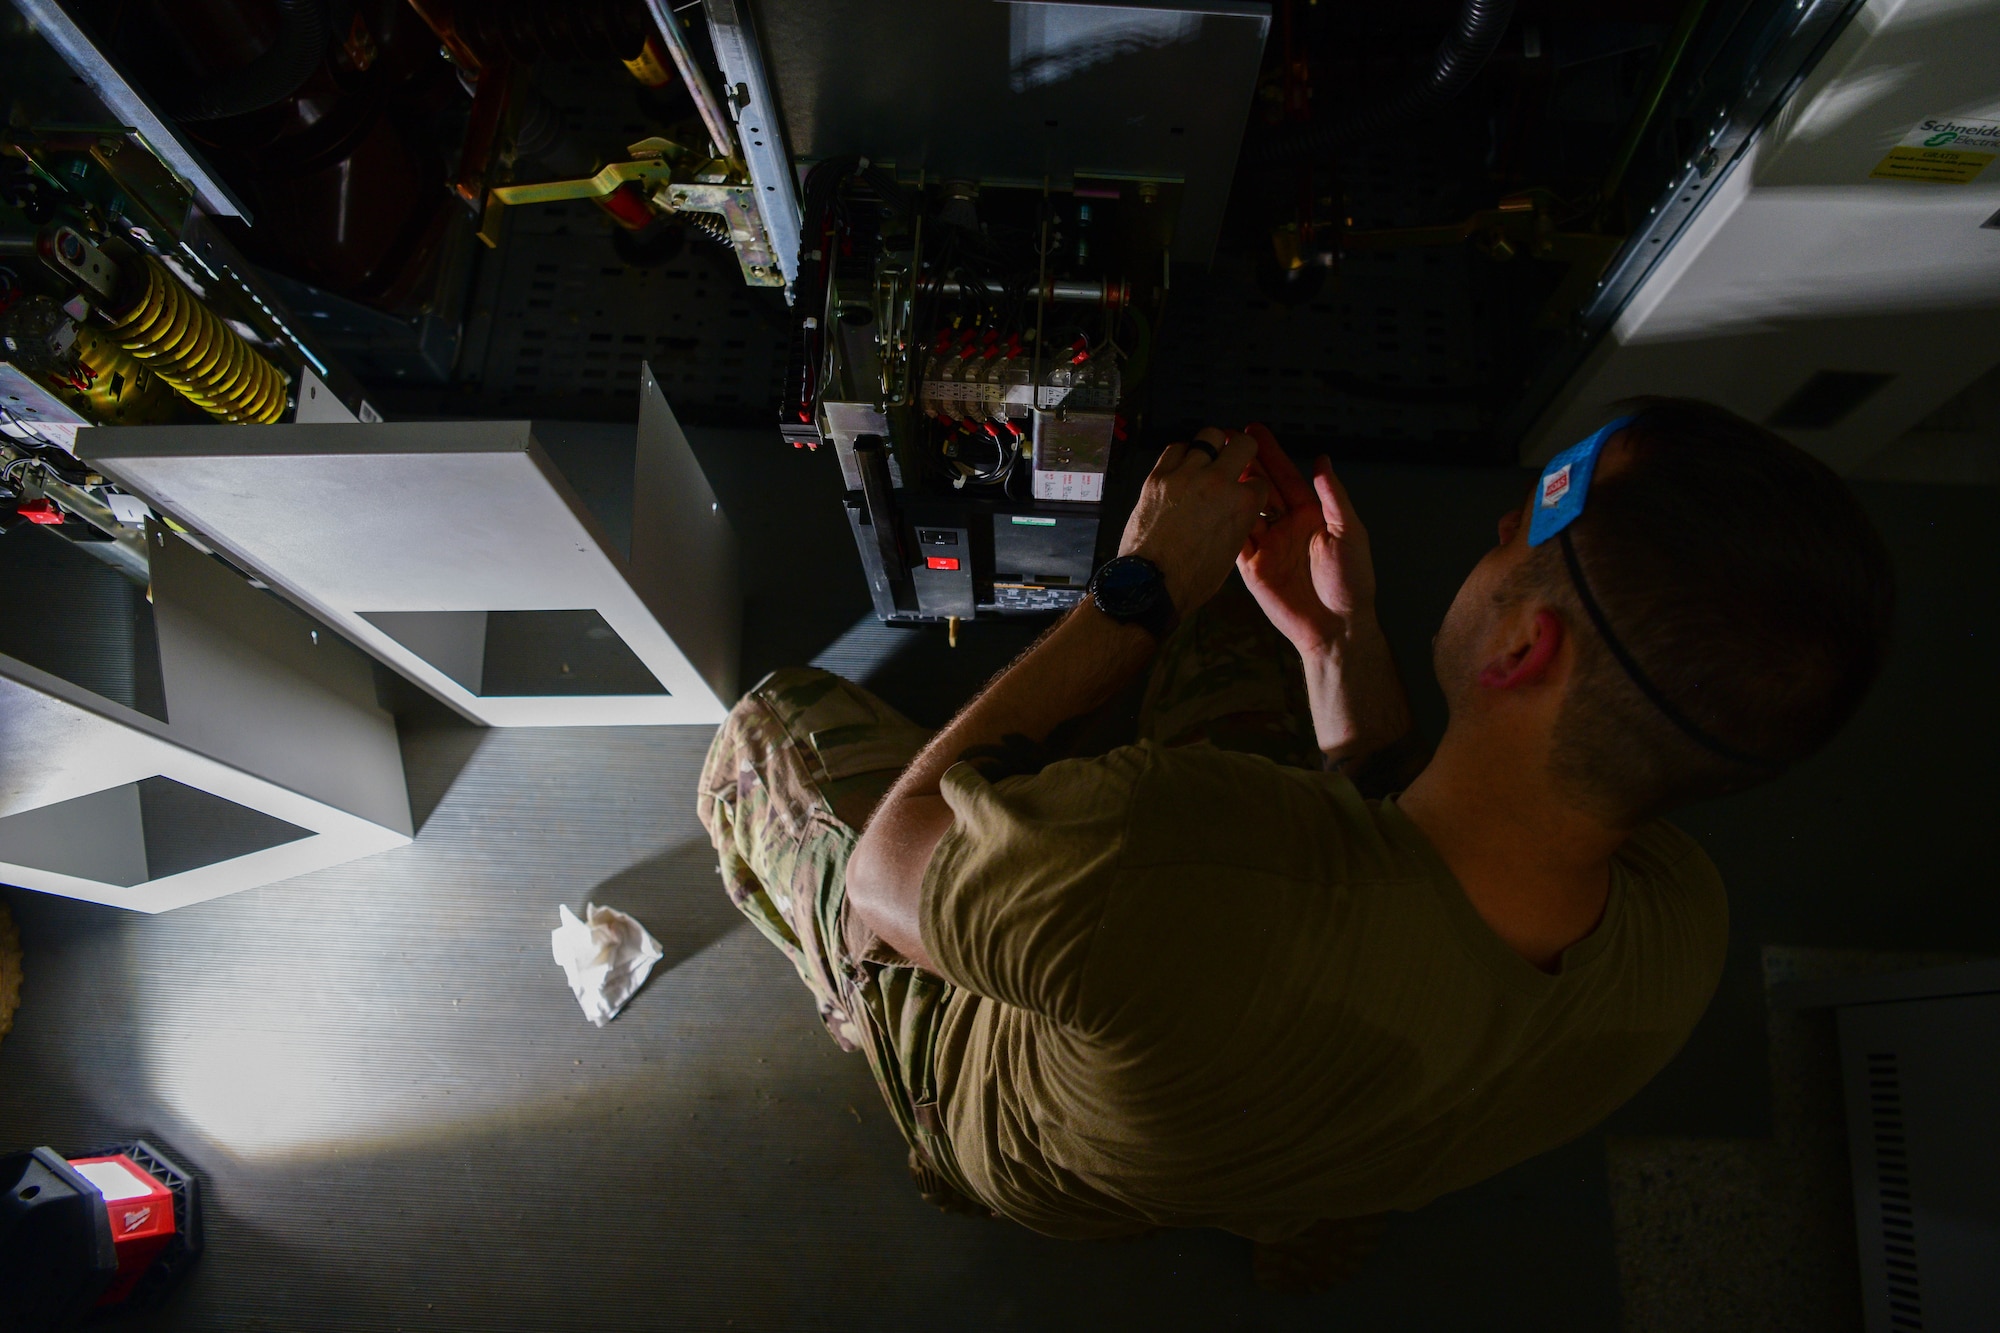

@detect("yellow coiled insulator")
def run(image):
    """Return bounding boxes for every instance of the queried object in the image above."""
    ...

[108,256,288,424]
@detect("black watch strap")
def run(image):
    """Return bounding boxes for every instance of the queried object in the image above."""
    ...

[1131,594,1176,640]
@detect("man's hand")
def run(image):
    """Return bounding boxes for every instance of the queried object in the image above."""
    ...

[1236,425,1379,657]
[1235,425,1413,763]
[1120,427,1269,618]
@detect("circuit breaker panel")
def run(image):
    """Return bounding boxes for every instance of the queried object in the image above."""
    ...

[761,0,1269,624]
[799,174,1163,623]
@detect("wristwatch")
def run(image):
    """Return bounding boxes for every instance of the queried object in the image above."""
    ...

[1087,555,1177,640]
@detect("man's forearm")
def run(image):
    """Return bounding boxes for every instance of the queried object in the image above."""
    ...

[1301,615,1414,766]
[900,605,1154,797]
[846,605,1158,966]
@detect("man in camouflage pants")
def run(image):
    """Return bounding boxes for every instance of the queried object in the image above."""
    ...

[697,579,1322,1210]
[698,406,1890,1287]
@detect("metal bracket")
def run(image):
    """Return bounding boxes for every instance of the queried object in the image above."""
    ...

[654,181,784,287]
[476,139,784,288]
[703,0,803,294]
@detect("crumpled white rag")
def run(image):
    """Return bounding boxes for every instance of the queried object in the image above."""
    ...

[550,902,664,1027]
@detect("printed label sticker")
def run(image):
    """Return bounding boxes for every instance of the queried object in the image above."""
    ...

[1871,116,2000,184]
[1032,470,1104,503]
[1541,464,1572,508]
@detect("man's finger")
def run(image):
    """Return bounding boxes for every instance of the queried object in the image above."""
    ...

[1213,428,1260,482]
[1152,440,1191,478]
[1313,456,1364,537]
[1246,423,1314,513]
[1186,426,1231,467]
[1238,474,1274,528]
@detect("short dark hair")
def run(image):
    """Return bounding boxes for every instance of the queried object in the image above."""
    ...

[1514,397,1895,825]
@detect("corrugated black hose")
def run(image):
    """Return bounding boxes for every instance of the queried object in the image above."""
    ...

[1258,0,1516,163]
[167,0,333,122]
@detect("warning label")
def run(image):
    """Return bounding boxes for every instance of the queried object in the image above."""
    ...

[1870,116,2000,183]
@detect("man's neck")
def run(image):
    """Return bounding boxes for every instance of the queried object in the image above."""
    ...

[1397,730,1629,971]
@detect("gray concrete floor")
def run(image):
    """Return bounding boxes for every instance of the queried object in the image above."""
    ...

[1,434,1992,1330]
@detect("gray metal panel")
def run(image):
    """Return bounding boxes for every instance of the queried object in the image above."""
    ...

[84,413,739,726]
[0,362,87,445]
[0,539,411,913]
[1838,995,2000,1333]
[911,565,976,618]
[359,611,489,694]
[0,781,148,887]
[149,526,412,835]
[0,632,408,912]
[754,0,1269,262]
[631,365,742,707]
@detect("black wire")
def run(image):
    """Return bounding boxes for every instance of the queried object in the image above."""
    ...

[904,185,1048,488]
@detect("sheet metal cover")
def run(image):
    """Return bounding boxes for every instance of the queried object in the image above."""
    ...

[753,0,1269,262]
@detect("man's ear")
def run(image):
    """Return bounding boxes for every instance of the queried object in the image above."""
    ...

[1478,608,1566,690]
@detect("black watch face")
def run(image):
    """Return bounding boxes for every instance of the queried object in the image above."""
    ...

[1096,557,1164,618]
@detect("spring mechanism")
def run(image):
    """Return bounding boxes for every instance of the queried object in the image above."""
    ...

[683,211,733,249]
[108,257,288,424]
[67,324,185,426]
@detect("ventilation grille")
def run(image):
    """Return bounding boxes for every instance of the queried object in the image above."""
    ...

[1868,1051,1924,1331]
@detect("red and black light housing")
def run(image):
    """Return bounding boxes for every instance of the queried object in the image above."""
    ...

[0,1139,203,1331]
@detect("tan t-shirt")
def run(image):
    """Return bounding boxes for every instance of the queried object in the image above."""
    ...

[919,742,1728,1242]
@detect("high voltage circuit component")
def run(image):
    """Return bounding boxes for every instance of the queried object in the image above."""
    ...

[108,258,288,425]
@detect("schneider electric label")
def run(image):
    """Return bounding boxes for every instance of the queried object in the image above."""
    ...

[1870,117,2000,184]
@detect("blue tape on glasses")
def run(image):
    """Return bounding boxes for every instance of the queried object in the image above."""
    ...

[1527,414,1638,547]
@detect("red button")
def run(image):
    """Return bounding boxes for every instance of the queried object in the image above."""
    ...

[17,499,64,526]
[926,556,960,571]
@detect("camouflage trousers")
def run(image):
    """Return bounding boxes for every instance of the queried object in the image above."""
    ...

[696,579,1317,1210]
